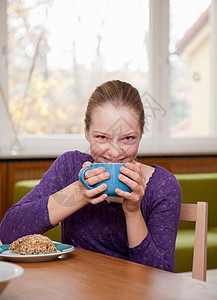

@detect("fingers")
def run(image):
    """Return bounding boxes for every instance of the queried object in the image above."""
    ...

[80,162,110,186]
[115,187,131,199]
[86,171,110,186]
[78,161,92,180]
[79,162,109,204]
[117,162,146,201]
[89,193,108,205]
[82,161,92,168]
[120,162,145,187]
[83,182,108,205]
[84,166,106,179]
[85,182,107,198]
[118,173,137,191]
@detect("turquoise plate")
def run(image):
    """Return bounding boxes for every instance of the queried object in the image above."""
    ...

[0,242,75,262]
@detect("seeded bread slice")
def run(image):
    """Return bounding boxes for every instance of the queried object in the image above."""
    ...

[9,234,57,255]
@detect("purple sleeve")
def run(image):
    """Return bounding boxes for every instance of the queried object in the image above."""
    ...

[128,174,181,272]
[0,152,73,244]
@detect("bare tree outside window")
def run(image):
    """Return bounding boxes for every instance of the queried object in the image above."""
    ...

[7,0,149,136]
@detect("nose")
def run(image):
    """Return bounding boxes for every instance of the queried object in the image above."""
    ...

[107,141,123,158]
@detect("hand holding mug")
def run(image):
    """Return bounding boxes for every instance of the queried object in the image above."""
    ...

[77,161,110,205]
[115,162,147,214]
[79,163,132,203]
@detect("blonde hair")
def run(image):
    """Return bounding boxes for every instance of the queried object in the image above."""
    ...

[85,80,145,133]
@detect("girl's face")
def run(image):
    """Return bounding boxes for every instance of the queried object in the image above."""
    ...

[85,104,142,163]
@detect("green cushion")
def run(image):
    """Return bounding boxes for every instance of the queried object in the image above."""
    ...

[175,173,217,229]
[210,226,217,233]
[174,173,217,272]
[174,230,217,272]
[13,180,40,204]
[13,180,61,242]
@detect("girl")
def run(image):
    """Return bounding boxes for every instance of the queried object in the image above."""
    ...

[0,80,181,271]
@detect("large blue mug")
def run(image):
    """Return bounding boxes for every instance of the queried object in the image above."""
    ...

[79,163,131,197]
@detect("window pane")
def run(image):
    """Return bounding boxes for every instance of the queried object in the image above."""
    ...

[169,0,212,137]
[8,0,149,135]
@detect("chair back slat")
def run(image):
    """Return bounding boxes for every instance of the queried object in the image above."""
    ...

[179,202,208,281]
[180,204,197,221]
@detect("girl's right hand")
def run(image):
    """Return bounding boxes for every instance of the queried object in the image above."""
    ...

[78,161,110,205]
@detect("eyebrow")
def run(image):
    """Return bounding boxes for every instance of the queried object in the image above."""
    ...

[93,131,111,136]
[121,131,139,136]
[93,130,139,137]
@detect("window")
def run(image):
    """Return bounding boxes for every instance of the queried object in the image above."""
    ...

[169,0,213,137]
[1,0,217,155]
[7,0,149,135]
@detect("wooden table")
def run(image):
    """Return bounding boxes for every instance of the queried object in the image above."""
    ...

[1,248,217,300]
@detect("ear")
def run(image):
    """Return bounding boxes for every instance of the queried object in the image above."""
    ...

[141,121,145,136]
[139,122,145,138]
[84,120,89,141]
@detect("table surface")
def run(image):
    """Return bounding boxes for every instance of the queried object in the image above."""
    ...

[1,247,217,300]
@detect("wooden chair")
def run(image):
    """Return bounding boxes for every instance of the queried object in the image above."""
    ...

[179,202,208,281]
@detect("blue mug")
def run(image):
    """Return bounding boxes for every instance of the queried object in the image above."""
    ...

[79,163,131,197]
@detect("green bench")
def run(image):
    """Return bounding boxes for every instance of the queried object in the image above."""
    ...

[174,173,217,272]
[13,173,217,272]
[13,180,61,242]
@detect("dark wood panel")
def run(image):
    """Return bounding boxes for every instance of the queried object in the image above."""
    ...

[136,157,171,171]
[137,156,217,174]
[169,156,217,174]
[5,160,53,217]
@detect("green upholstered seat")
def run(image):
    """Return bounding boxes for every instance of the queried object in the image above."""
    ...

[174,173,217,272]
[13,180,40,204]
[174,230,217,272]
[13,180,61,242]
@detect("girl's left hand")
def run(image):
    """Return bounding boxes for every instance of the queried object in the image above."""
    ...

[115,162,146,214]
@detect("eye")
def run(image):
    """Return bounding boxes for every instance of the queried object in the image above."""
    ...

[97,135,107,141]
[123,136,134,142]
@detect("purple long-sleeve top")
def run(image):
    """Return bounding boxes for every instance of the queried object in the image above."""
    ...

[0,151,181,271]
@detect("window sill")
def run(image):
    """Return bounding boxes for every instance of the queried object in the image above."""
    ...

[1,134,217,159]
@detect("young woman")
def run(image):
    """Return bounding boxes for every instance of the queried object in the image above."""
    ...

[0,80,181,271]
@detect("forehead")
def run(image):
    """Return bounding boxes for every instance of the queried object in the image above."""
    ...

[90,104,140,133]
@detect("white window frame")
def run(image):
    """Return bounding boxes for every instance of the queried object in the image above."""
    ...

[0,0,10,152]
[1,0,217,156]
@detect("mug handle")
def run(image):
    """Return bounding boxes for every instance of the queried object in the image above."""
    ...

[79,167,93,189]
